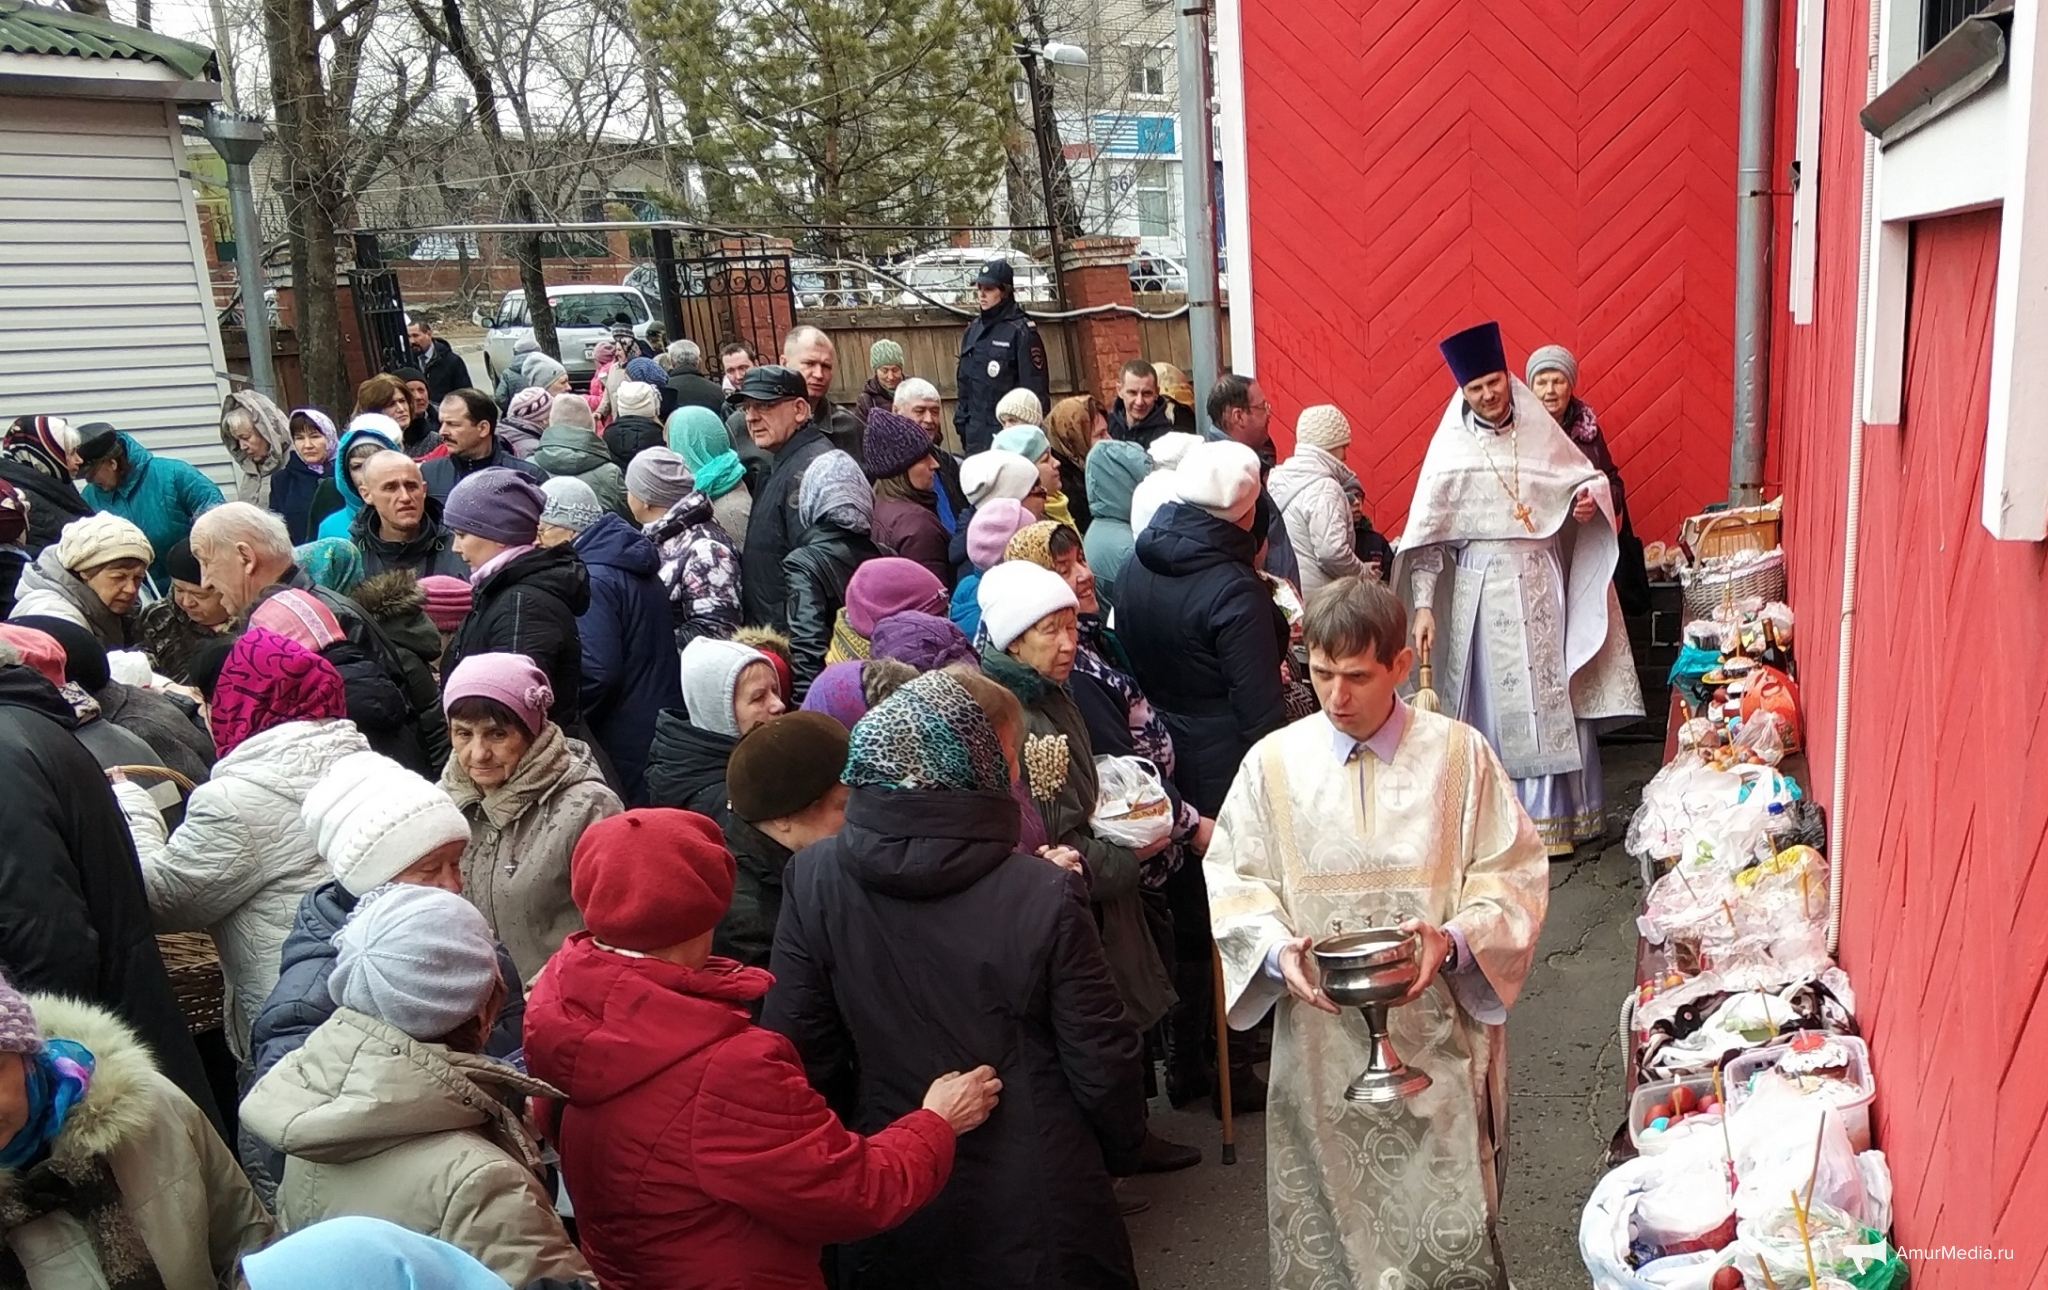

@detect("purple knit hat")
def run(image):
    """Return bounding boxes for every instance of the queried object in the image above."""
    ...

[444,468,546,545]
[800,661,871,728]
[443,651,553,736]
[863,410,937,479]
[869,610,976,670]
[0,969,42,1055]
[967,498,1032,572]
[844,557,946,637]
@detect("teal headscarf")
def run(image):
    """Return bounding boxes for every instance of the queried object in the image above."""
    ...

[0,1039,94,1169]
[295,537,364,595]
[667,406,746,500]
[845,671,1011,794]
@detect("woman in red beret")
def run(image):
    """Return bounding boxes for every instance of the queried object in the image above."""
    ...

[521,806,1000,1290]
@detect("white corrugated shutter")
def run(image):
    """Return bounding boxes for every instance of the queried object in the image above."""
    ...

[0,95,231,484]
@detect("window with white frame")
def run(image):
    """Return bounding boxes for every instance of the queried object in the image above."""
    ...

[1127,49,1167,98]
[1134,161,1172,236]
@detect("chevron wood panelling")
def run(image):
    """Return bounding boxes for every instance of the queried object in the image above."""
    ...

[1235,0,1741,546]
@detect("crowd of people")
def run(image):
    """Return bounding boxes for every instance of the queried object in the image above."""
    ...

[0,265,1638,1288]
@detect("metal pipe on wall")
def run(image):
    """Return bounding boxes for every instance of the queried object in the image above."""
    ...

[1177,0,1223,406]
[1729,0,1781,505]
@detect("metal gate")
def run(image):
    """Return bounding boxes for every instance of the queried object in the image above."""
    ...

[649,233,796,361]
[349,233,410,379]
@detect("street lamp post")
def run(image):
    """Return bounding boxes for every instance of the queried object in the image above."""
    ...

[202,108,277,402]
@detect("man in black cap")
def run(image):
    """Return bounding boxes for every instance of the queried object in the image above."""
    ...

[953,257,1050,454]
[1390,320,1642,857]
[735,365,835,630]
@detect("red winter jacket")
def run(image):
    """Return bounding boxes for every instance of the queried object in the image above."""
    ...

[523,933,956,1290]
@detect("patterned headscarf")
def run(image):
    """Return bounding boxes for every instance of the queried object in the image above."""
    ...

[845,670,1010,794]
[208,625,347,757]
[4,414,77,481]
[295,537,364,595]
[797,450,874,533]
[1003,520,1061,571]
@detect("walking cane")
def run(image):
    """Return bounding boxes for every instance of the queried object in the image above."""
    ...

[1212,942,1236,1165]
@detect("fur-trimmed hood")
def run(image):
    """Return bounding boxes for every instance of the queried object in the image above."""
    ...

[2,994,158,1181]
[350,568,424,623]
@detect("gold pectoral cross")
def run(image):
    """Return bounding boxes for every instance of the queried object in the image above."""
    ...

[1512,501,1535,532]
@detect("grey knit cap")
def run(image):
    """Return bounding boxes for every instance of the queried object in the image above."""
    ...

[625,447,693,510]
[539,476,605,533]
[1525,344,1577,387]
[329,885,499,1041]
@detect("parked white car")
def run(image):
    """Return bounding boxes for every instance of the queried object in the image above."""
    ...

[1128,253,1188,294]
[888,248,1056,307]
[476,283,655,384]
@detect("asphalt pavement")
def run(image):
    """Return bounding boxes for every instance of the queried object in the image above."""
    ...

[1124,739,1660,1289]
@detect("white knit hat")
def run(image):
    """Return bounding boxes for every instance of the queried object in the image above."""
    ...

[977,559,1078,651]
[994,387,1044,427]
[1129,470,1180,535]
[1175,439,1263,524]
[329,884,499,1041]
[680,636,770,738]
[301,751,473,897]
[56,513,152,572]
[1294,404,1352,452]
[615,380,661,420]
[960,450,1040,506]
[1147,431,1201,469]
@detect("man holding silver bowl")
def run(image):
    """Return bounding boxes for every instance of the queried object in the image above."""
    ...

[1205,575,1549,1290]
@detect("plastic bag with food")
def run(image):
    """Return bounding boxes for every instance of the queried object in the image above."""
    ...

[1091,755,1173,849]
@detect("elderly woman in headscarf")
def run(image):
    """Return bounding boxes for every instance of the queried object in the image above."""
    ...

[667,404,752,543]
[270,407,337,543]
[763,668,1148,1290]
[116,623,367,1065]
[292,536,365,597]
[1150,361,1200,436]
[782,449,883,699]
[0,414,91,554]
[10,513,152,648]
[497,386,552,459]
[1045,395,1104,533]
[220,390,291,511]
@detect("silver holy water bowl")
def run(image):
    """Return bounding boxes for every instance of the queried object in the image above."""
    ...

[1313,928,1433,1104]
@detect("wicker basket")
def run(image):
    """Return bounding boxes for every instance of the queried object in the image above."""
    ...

[156,932,223,1034]
[1679,502,1783,560]
[1679,549,1788,619]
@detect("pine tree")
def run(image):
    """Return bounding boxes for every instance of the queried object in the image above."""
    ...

[634,0,1020,259]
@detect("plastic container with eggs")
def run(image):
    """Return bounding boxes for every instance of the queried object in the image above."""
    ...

[1627,1072,1727,1155]
[1723,1032,1874,1152]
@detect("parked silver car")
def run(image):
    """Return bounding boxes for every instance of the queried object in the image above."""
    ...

[476,283,655,384]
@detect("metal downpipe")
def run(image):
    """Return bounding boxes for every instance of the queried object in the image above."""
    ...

[1730,0,1782,505]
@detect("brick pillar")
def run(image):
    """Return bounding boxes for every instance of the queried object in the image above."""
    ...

[1057,236,1141,404]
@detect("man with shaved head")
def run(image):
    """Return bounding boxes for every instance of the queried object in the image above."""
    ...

[782,325,865,460]
[352,449,468,578]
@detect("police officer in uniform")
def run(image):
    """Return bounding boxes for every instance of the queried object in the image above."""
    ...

[953,258,1050,454]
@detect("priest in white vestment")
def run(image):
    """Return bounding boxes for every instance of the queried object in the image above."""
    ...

[1207,576,1549,1290]
[1392,321,1643,856]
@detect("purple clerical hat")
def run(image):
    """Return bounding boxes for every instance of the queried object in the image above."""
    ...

[1439,321,1507,386]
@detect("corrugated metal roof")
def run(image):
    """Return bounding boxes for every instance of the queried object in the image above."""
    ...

[0,0,216,83]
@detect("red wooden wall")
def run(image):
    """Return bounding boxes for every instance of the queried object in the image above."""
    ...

[1769,0,2048,1277]
[1232,0,1742,545]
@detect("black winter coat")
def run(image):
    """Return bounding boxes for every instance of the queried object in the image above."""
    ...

[570,514,683,804]
[782,519,884,700]
[0,456,92,555]
[954,296,1050,455]
[414,335,474,404]
[641,711,735,821]
[441,544,590,733]
[739,426,833,630]
[764,786,1145,1290]
[667,370,726,416]
[1105,396,1174,449]
[1114,502,1289,815]
[350,495,470,579]
[711,813,789,969]
[600,414,665,470]
[0,666,219,1128]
